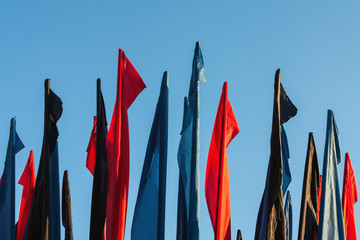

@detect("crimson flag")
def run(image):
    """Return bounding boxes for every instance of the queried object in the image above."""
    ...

[86,116,97,176]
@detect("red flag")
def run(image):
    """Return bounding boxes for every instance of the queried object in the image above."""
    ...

[106,49,146,240]
[205,81,239,240]
[86,116,97,176]
[16,151,36,240]
[317,175,322,218]
[342,153,358,239]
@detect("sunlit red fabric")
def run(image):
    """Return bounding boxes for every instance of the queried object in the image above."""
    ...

[86,116,97,176]
[342,153,358,240]
[205,82,239,240]
[317,175,322,218]
[16,151,36,240]
[106,49,146,240]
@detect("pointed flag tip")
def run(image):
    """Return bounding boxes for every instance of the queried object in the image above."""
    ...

[162,71,169,88]
[196,41,200,47]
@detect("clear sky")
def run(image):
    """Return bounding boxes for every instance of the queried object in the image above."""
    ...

[1,1,360,239]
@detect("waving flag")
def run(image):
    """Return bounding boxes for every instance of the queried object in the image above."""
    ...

[0,118,25,240]
[62,170,73,240]
[284,191,292,240]
[176,41,205,240]
[281,125,291,195]
[205,81,240,240]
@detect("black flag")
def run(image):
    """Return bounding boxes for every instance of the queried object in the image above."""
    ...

[236,229,242,240]
[62,170,73,240]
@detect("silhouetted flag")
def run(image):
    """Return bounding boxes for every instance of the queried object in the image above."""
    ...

[236,229,242,240]
[254,69,297,240]
[131,72,169,240]
[281,126,291,195]
[284,191,292,240]
[342,153,358,239]
[62,170,73,240]
[49,142,60,240]
[176,41,205,240]
[0,118,24,240]
[16,151,36,240]
[106,49,146,240]
[89,78,108,240]
[298,133,320,240]
[205,81,240,240]
[23,79,62,240]
[318,110,345,240]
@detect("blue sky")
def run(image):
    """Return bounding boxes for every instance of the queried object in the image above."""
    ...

[1,1,360,239]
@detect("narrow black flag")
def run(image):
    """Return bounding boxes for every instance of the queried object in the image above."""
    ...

[62,170,73,240]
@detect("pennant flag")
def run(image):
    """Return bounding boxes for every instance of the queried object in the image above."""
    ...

[131,72,169,240]
[318,110,345,240]
[89,78,109,239]
[0,118,25,240]
[16,151,36,240]
[298,133,320,240]
[284,191,292,240]
[205,81,240,240]
[23,79,63,240]
[254,69,297,240]
[281,125,291,195]
[236,229,242,240]
[62,170,73,240]
[176,41,205,240]
[86,116,97,176]
[342,153,358,239]
[106,49,146,240]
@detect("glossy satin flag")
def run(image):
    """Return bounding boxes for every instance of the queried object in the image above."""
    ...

[284,191,292,240]
[281,125,291,195]
[16,151,36,240]
[0,118,24,240]
[62,170,73,240]
[318,110,345,240]
[342,153,358,239]
[24,79,63,240]
[176,42,205,240]
[298,133,320,240]
[254,69,297,240]
[131,72,169,240]
[205,81,239,240]
[89,79,108,240]
[106,49,146,240]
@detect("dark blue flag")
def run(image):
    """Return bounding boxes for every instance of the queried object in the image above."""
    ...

[281,125,291,195]
[131,72,169,240]
[0,118,25,240]
[49,142,60,240]
[284,191,292,240]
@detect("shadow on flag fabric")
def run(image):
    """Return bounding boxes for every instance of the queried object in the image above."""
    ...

[281,125,291,195]
[89,79,108,240]
[205,81,240,240]
[298,133,320,240]
[284,191,292,240]
[176,41,205,240]
[342,153,358,239]
[131,72,169,240]
[254,69,297,240]
[23,79,62,240]
[106,49,146,240]
[62,170,73,240]
[0,118,25,240]
[16,151,36,240]
[318,110,345,240]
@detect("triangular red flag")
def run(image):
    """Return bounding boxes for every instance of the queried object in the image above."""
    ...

[16,151,36,240]
[205,81,239,240]
[106,49,146,240]
[86,116,97,176]
[342,153,358,240]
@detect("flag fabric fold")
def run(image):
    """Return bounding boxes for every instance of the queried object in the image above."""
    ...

[86,116,97,176]
[176,41,205,240]
[342,153,358,239]
[0,118,25,240]
[284,191,292,240]
[205,81,240,240]
[318,110,345,240]
[106,49,146,240]
[298,133,320,240]
[254,69,297,240]
[16,150,36,240]
[23,79,63,240]
[281,125,291,195]
[131,71,169,240]
[89,78,109,240]
[62,170,73,240]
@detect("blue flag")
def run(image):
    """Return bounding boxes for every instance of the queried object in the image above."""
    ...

[131,72,169,240]
[284,191,292,240]
[176,42,205,240]
[0,118,25,240]
[49,142,60,240]
[281,125,291,195]
[318,110,345,240]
